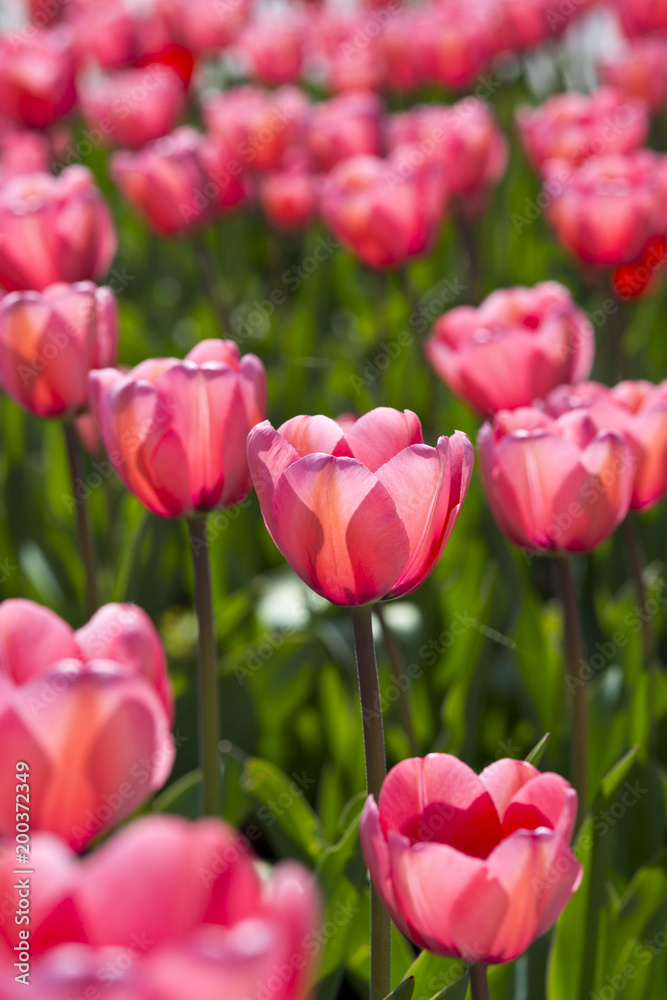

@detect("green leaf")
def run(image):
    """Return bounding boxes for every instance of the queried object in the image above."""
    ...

[385,977,414,1000]
[152,769,202,818]
[241,757,329,860]
[405,950,469,1000]
[525,732,550,766]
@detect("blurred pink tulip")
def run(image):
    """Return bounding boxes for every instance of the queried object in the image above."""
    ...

[426,282,594,416]
[89,340,267,518]
[197,133,249,214]
[0,121,50,185]
[545,150,667,266]
[418,4,494,90]
[319,151,447,269]
[79,65,185,150]
[260,154,318,230]
[613,0,667,36]
[598,37,667,112]
[517,88,649,171]
[478,407,634,552]
[378,10,428,93]
[0,167,116,292]
[387,98,508,215]
[0,28,76,129]
[546,380,667,511]
[0,282,117,419]
[0,600,173,850]
[0,815,320,999]
[203,85,308,173]
[67,0,137,70]
[247,409,473,606]
[305,92,383,174]
[238,15,306,86]
[160,0,250,55]
[110,126,210,235]
[503,0,593,49]
[361,754,582,963]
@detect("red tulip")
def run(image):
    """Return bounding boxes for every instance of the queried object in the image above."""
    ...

[517,88,649,171]
[599,37,667,112]
[320,151,447,269]
[0,167,116,293]
[0,28,76,129]
[387,98,508,215]
[0,282,117,419]
[360,754,582,963]
[0,814,321,999]
[546,380,667,511]
[79,65,185,150]
[478,407,634,553]
[260,154,318,230]
[247,409,473,606]
[238,14,306,86]
[545,150,667,266]
[160,0,250,55]
[202,85,309,173]
[612,233,667,300]
[89,340,267,518]
[425,282,594,416]
[0,600,173,850]
[305,92,383,174]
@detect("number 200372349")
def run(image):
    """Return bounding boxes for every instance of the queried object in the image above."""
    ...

[15,762,30,863]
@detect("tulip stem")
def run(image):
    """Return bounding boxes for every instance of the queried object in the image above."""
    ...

[63,421,99,617]
[470,964,490,1000]
[192,230,231,338]
[621,515,655,663]
[555,556,588,828]
[375,604,418,756]
[188,516,221,816]
[352,604,390,1000]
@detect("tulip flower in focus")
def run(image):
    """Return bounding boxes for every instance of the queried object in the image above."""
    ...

[516,88,649,171]
[319,151,447,269]
[598,37,667,112]
[0,815,321,998]
[238,14,306,86]
[89,340,267,518]
[0,28,76,129]
[247,408,473,605]
[387,98,508,215]
[260,153,318,230]
[305,91,383,174]
[79,65,185,149]
[0,167,117,292]
[478,407,634,552]
[203,85,309,173]
[0,600,174,850]
[546,380,667,511]
[110,126,211,235]
[0,282,117,420]
[361,754,582,962]
[544,150,667,266]
[425,282,594,416]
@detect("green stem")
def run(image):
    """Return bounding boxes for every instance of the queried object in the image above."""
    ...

[192,230,231,338]
[375,605,418,756]
[352,604,390,1000]
[455,214,480,304]
[621,515,655,663]
[63,421,99,617]
[555,556,588,828]
[188,516,221,816]
[469,964,490,1000]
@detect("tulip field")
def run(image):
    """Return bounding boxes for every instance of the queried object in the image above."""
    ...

[1,0,667,999]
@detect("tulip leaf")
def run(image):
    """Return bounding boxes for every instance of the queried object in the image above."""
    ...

[385,977,414,1000]
[525,732,550,767]
[405,950,469,1000]
[241,757,329,860]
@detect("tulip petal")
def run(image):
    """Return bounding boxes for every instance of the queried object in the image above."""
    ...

[342,408,423,471]
[478,759,539,821]
[360,796,418,945]
[278,414,350,457]
[247,421,301,544]
[502,772,578,842]
[0,599,80,684]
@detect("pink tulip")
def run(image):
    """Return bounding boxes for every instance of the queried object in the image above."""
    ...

[320,151,447,269]
[502,0,589,49]
[478,407,634,553]
[0,814,321,999]
[305,92,383,174]
[612,0,667,36]
[259,154,318,230]
[238,15,306,86]
[89,340,267,518]
[79,65,185,150]
[387,98,508,215]
[203,85,308,173]
[545,150,667,266]
[425,282,594,416]
[360,754,582,963]
[0,28,76,129]
[0,122,51,186]
[0,600,173,850]
[418,4,494,90]
[517,88,649,172]
[110,126,210,235]
[247,409,473,606]
[0,167,116,293]
[546,380,667,511]
[0,282,117,419]
[67,0,137,70]
[197,133,250,214]
[160,0,250,55]
[599,37,667,112]
[378,9,430,93]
